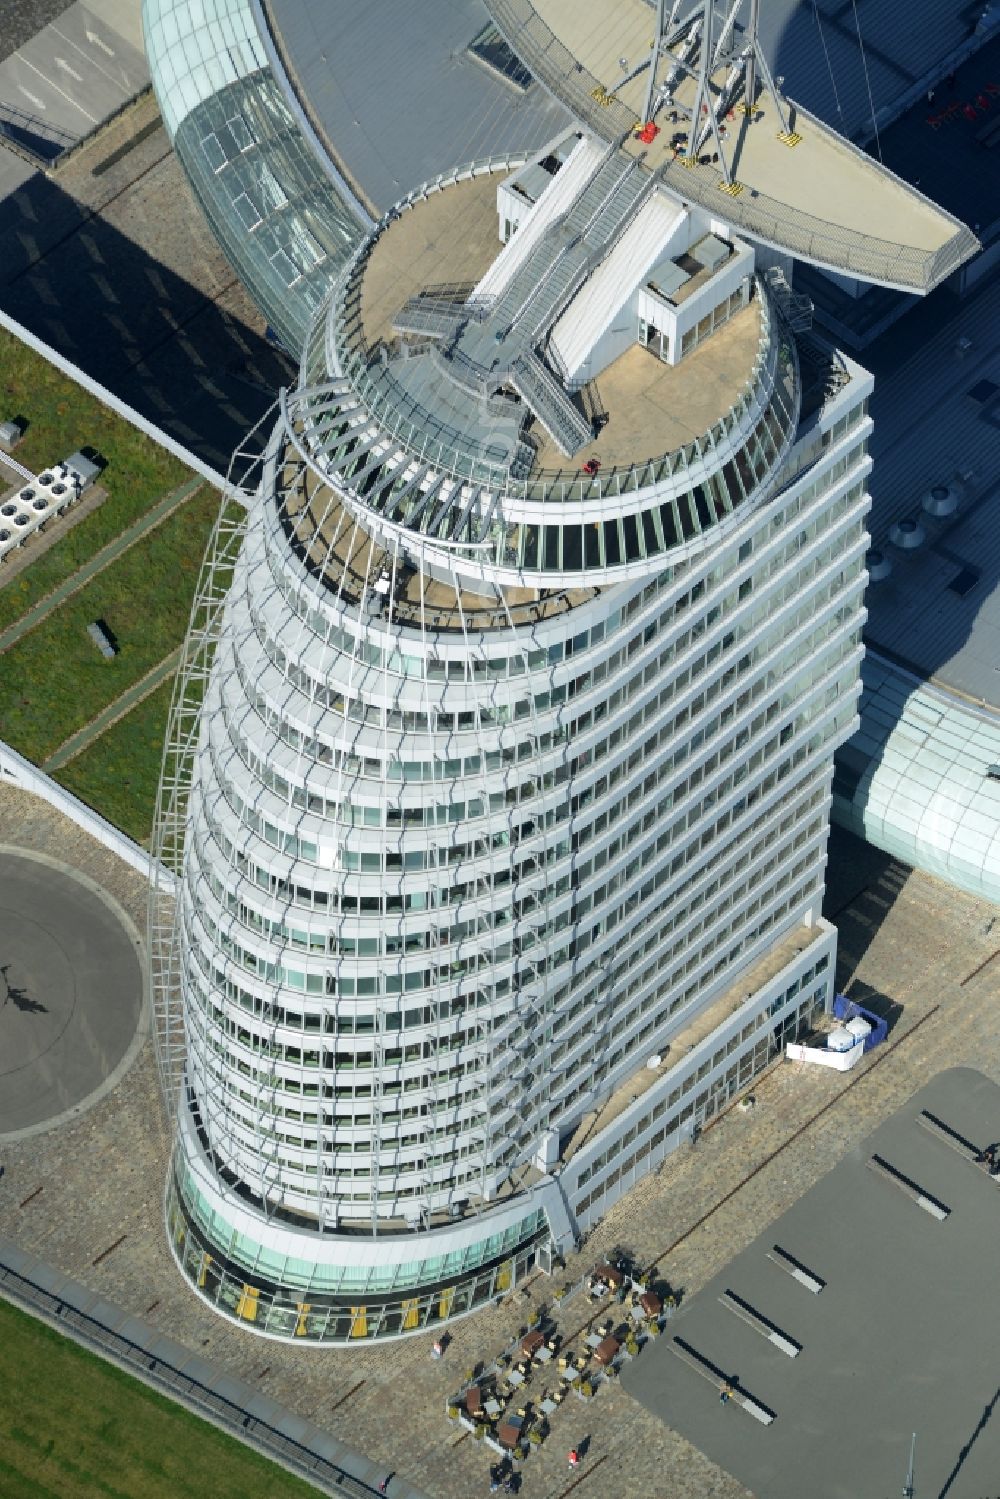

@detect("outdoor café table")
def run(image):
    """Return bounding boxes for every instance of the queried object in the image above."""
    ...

[640,1290,662,1317]
[585,1332,602,1349]
[559,1366,579,1383]
[539,1397,558,1415]
[508,1369,526,1388]
[498,1417,523,1449]
[594,1336,620,1366]
[484,1398,501,1418]
[521,1330,545,1358]
[535,1345,553,1363]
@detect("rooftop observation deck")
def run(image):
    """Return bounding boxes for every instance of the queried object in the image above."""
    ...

[305,140,799,580]
[277,449,596,633]
[352,168,763,479]
[485,0,979,291]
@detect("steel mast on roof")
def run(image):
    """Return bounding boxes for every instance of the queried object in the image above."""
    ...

[632,0,790,185]
[903,1431,916,1498]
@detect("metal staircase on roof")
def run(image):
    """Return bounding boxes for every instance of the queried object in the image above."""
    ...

[393,297,467,342]
[498,153,654,346]
[764,266,814,333]
[387,145,659,464]
[510,350,593,457]
[565,152,647,240]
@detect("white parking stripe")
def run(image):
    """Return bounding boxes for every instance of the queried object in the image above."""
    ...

[17,53,99,126]
[51,21,125,92]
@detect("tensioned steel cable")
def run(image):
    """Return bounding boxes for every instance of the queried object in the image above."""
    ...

[850,0,882,160]
[811,0,843,120]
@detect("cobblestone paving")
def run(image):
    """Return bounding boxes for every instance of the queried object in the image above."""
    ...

[0,787,996,1499]
[0,0,74,66]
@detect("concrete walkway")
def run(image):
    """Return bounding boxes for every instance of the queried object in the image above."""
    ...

[43,644,181,771]
[0,475,203,654]
[0,1237,429,1499]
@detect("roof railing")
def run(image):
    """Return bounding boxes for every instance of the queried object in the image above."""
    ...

[323,266,779,512]
[484,0,978,292]
[292,168,805,571]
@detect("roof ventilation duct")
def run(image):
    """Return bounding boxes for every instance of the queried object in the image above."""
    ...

[866,548,892,581]
[922,483,959,519]
[889,516,925,550]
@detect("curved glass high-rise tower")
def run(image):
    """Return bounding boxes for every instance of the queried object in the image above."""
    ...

[155,147,874,1341]
[151,5,976,1344]
[144,1,995,916]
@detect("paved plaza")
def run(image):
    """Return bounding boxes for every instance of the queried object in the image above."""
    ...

[0,843,145,1139]
[0,782,997,1499]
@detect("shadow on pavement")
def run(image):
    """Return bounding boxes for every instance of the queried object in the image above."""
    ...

[823,823,911,993]
[0,161,293,473]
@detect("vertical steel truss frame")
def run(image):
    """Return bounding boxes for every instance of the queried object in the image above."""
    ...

[632,0,788,183]
[148,407,278,1122]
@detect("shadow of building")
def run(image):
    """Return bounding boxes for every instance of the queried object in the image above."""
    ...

[0,150,294,473]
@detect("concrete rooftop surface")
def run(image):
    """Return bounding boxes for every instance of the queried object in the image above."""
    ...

[354,167,764,480]
[487,0,978,289]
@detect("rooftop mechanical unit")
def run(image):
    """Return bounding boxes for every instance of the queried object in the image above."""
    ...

[64,451,101,491]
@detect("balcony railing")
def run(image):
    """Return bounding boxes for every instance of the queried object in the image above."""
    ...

[319,203,787,506]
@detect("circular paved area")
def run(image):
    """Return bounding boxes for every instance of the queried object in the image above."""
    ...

[0,847,145,1138]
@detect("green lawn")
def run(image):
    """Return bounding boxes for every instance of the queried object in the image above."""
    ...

[0,1298,319,1499]
[0,328,192,632]
[0,486,219,764]
[55,675,175,845]
[51,499,240,842]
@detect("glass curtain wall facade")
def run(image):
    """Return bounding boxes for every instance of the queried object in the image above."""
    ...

[142,0,367,352]
[157,149,873,1338]
[834,659,1000,904]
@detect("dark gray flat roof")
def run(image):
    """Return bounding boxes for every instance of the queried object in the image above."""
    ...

[858,37,1000,717]
[760,0,990,143]
[262,0,989,206]
[874,31,1000,234]
[263,0,570,214]
[623,1067,1000,1499]
[862,271,1000,709]
[258,0,992,222]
